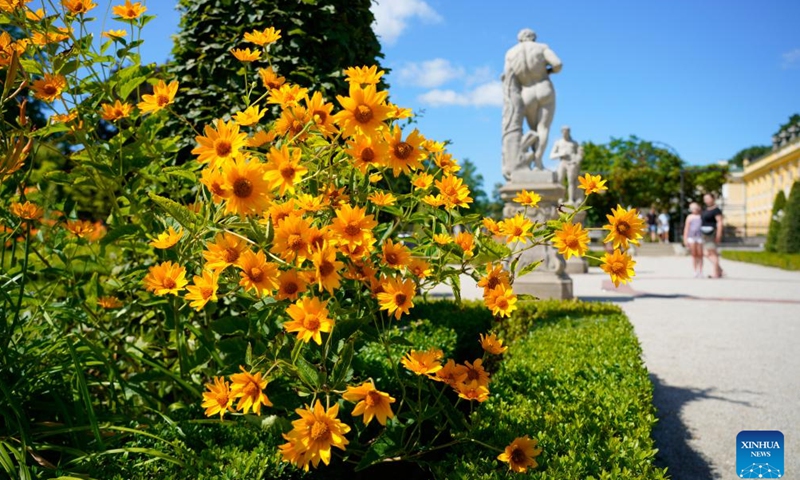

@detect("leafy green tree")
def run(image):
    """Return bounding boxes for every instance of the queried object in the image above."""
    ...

[777,181,800,254]
[167,0,384,155]
[776,113,800,137]
[456,158,492,217]
[765,190,787,252]
[728,145,770,169]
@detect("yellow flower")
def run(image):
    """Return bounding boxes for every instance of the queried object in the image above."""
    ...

[388,103,413,120]
[578,173,608,195]
[381,239,411,270]
[294,193,326,213]
[408,257,431,279]
[499,213,534,244]
[433,152,460,174]
[202,232,248,272]
[345,134,386,173]
[280,400,350,470]
[330,204,377,247]
[149,226,182,249]
[112,0,145,19]
[237,250,279,296]
[31,74,66,102]
[258,66,286,90]
[192,119,248,167]
[601,249,636,287]
[368,173,383,183]
[484,284,517,318]
[201,376,234,419]
[97,296,123,309]
[267,83,308,108]
[64,219,96,238]
[138,80,178,114]
[25,6,43,20]
[497,436,543,473]
[454,231,475,257]
[221,157,272,217]
[401,348,443,376]
[31,28,70,46]
[275,270,308,301]
[603,205,645,249]
[479,333,508,355]
[483,217,502,236]
[343,65,384,85]
[10,201,43,221]
[433,233,452,245]
[102,29,127,39]
[231,47,261,62]
[50,111,77,124]
[454,380,490,402]
[230,366,272,415]
[411,172,434,190]
[333,83,391,139]
[462,358,490,386]
[343,381,395,426]
[246,129,276,148]
[436,174,473,209]
[264,144,308,196]
[477,263,510,296]
[284,296,334,345]
[232,105,265,127]
[310,243,344,294]
[384,126,424,177]
[434,359,468,385]
[367,191,396,206]
[62,0,96,15]
[243,27,281,46]
[305,91,337,137]
[99,100,133,121]
[185,270,219,311]
[143,261,188,296]
[376,276,415,320]
[274,105,311,141]
[513,189,541,207]
[271,214,312,264]
[553,221,590,260]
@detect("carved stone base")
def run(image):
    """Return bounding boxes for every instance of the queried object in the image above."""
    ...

[500,177,573,300]
[564,256,589,274]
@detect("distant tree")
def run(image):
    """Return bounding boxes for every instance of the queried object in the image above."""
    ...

[685,164,728,198]
[775,113,800,137]
[777,181,800,254]
[728,145,770,169]
[765,190,787,252]
[456,159,491,217]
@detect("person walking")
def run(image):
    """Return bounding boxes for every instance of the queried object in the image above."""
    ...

[646,207,658,242]
[658,209,671,243]
[701,193,724,278]
[683,202,704,277]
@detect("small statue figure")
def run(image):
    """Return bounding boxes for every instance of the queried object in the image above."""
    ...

[501,28,562,180]
[549,126,583,204]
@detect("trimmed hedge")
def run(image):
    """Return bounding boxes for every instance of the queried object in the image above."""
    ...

[721,250,800,271]
[88,300,664,479]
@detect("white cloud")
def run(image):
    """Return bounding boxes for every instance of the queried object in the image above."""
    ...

[417,80,503,107]
[782,48,800,69]
[371,0,442,45]
[396,58,465,88]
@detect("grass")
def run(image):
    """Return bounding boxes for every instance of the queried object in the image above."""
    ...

[721,250,800,271]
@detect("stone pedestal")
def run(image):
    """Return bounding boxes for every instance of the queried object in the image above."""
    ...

[563,209,589,274]
[499,175,573,300]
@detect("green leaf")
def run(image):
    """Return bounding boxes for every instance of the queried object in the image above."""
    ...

[517,260,543,278]
[147,192,198,230]
[294,357,322,389]
[330,340,354,388]
[100,224,141,246]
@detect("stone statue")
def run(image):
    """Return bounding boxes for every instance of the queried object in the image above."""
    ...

[501,28,562,181]
[549,126,584,204]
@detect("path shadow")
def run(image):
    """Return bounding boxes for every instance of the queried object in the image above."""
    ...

[649,374,757,480]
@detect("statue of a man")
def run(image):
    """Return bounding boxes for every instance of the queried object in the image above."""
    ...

[501,28,562,180]
[550,126,583,204]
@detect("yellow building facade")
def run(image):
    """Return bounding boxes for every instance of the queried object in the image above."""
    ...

[724,140,800,237]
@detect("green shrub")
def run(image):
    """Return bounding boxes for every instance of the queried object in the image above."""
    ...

[765,190,787,252]
[777,181,800,254]
[433,306,666,479]
[720,250,800,270]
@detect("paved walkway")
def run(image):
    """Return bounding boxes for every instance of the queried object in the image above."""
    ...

[430,256,800,479]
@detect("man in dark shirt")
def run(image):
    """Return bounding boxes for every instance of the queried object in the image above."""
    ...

[701,193,724,278]
[646,207,658,242]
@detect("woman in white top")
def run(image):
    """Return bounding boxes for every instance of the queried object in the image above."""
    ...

[683,202,704,277]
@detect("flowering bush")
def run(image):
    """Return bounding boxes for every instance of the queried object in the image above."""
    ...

[0,2,645,477]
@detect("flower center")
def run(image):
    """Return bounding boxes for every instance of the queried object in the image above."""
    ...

[394,292,407,307]
[280,165,296,181]
[360,147,375,163]
[365,391,382,407]
[385,252,398,265]
[215,140,232,157]
[313,110,327,124]
[510,447,527,465]
[310,421,330,442]
[200,287,214,299]
[242,381,259,397]
[288,234,305,250]
[616,222,630,235]
[283,281,298,295]
[344,222,361,237]
[215,391,229,407]
[233,178,253,198]
[466,368,479,381]
[512,226,523,236]
[318,260,335,277]
[303,315,320,331]
[126,8,136,17]
[157,94,170,106]
[565,235,579,249]
[249,267,264,282]
[394,142,413,160]
[496,297,509,310]
[162,278,176,289]
[43,84,58,96]
[486,277,499,290]
[224,247,240,263]
[611,261,625,274]
[354,104,373,123]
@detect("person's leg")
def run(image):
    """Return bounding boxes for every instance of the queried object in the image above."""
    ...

[706,246,720,277]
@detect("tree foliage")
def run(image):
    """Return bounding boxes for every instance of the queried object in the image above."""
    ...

[766,189,787,252]
[456,158,493,217]
[167,0,384,154]
[728,145,770,169]
[777,181,800,254]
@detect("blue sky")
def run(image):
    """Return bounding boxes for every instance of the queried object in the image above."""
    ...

[45,0,800,191]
